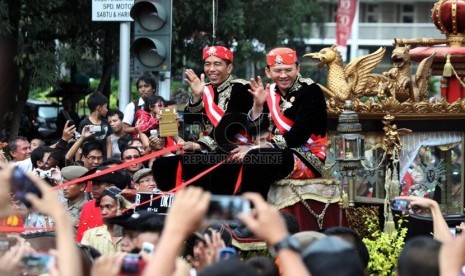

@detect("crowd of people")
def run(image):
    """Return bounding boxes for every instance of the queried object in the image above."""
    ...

[0,45,463,276]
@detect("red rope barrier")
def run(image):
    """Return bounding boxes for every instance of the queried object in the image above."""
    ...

[2,149,239,232]
[52,144,182,190]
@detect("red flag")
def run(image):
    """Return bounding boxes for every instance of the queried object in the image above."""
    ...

[336,0,358,47]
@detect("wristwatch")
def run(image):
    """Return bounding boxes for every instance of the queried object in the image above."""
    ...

[273,236,301,253]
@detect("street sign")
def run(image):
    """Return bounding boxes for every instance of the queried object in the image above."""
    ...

[92,0,134,21]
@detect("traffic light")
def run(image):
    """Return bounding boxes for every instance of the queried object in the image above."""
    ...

[130,0,172,73]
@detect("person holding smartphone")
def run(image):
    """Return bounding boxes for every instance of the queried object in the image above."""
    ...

[6,167,84,276]
[396,196,451,243]
[133,95,165,138]
[78,92,112,159]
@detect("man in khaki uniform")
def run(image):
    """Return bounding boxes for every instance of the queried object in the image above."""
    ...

[61,165,90,232]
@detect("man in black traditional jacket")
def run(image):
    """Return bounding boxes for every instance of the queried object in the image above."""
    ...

[231,47,328,199]
[152,46,253,194]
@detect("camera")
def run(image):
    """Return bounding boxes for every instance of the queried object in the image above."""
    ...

[11,167,42,208]
[141,242,154,254]
[38,170,52,179]
[121,253,145,275]
[88,125,102,133]
[206,195,251,221]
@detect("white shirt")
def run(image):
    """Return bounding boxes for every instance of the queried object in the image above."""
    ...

[123,97,145,125]
[110,133,121,158]
[14,158,33,174]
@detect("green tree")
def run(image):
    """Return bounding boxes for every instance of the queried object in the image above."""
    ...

[172,0,324,78]
[0,0,322,138]
[0,0,118,137]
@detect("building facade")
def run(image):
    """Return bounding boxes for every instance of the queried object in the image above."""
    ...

[304,0,443,61]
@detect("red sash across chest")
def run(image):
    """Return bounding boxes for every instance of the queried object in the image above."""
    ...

[202,85,249,144]
[202,85,224,127]
[266,84,326,160]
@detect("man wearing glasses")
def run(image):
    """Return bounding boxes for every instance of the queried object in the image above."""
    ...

[81,140,104,170]
[121,146,142,176]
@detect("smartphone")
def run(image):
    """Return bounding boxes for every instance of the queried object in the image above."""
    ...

[206,195,251,221]
[19,253,54,276]
[88,125,102,133]
[0,237,17,253]
[141,241,155,254]
[391,199,410,212]
[150,129,158,137]
[121,253,145,275]
[11,166,42,208]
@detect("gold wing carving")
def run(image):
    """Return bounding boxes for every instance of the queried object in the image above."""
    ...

[344,47,386,94]
[414,52,435,101]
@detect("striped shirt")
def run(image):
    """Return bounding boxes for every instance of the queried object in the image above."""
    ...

[81,225,122,255]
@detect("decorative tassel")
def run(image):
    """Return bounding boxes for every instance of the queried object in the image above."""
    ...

[342,191,349,209]
[443,54,453,77]
[390,164,400,200]
[384,211,396,234]
[390,179,400,201]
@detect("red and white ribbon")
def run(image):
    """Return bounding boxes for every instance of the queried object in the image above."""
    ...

[266,84,327,159]
[202,85,224,127]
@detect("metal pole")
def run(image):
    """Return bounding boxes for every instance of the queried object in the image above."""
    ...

[118,22,131,111]
[348,170,356,207]
[159,71,171,101]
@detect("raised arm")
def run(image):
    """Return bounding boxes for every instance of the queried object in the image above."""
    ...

[26,174,83,276]
[239,193,310,276]
[248,76,269,121]
[399,196,452,243]
[185,69,206,104]
[65,126,91,165]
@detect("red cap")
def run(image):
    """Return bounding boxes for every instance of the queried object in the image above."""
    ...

[202,46,233,62]
[266,47,297,66]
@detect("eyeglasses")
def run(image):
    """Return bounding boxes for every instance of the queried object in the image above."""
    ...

[85,155,103,162]
[123,155,141,161]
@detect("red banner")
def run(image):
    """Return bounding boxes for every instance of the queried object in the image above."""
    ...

[336,0,357,47]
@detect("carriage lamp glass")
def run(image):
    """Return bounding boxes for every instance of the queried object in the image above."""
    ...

[334,100,365,207]
[335,134,365,161]
[334,100,365,163]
